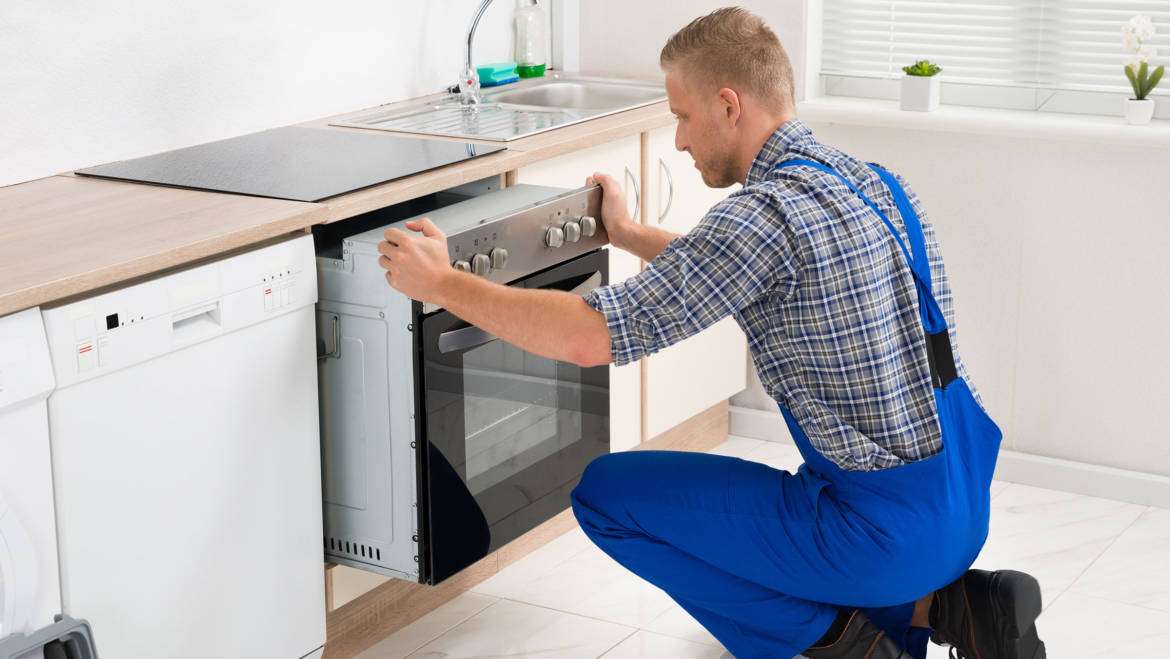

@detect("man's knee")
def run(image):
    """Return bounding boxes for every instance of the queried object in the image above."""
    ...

[571,452,637,523]
[572,452,621,504]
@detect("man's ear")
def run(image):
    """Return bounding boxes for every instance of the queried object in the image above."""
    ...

[718,87,742,128]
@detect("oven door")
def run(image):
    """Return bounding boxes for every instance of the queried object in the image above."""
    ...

[415,249,610,584]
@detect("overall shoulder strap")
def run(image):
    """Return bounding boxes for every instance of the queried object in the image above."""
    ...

[866,164,932,297]
[776,158,958,388]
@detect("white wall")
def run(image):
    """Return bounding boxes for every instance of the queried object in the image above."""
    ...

[0,1,542,186]
[578,0,807,96]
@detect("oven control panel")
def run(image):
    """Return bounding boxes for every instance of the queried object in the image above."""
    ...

[346,184,607,287]
[443,185,606,285]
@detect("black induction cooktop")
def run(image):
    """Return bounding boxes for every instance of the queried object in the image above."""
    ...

[75,126,505,202]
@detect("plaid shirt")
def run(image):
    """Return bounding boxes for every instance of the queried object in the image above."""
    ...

[584,119,984,471]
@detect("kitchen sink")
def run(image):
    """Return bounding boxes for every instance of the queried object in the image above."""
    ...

[483,79,666,111]
[330,75,667,142]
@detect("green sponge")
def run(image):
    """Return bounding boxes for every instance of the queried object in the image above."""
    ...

[477,62,520,87]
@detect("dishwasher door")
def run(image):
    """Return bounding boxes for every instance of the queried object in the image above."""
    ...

[42,236,325,659]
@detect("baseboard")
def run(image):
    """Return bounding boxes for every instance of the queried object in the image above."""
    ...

[729,404,793,443]
[639,400,729,453]
[730,405,1170,508]
[994,449,1170,509]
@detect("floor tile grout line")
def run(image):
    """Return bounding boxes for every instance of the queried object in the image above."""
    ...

[597,627,642,657]
[636,628,724,650]
[1063,584,1170,617]
[640,609,723,648]
[471,536,599,596]
[990,482,1013,501]
[401,597,503,659]
[404,596,637,658]
[1042,586,1070,611]
[1059,504,1150,600]
[495,594,653,631]
[488,595,724,651]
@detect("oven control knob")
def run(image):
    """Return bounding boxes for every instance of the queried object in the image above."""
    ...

[471,253,491,276]
[544,226,565,248]
[563,220,582,243]
[452,259,471,273]
[579,216,598,237]
[489,247,509,270]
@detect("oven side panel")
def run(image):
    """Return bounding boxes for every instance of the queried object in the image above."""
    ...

[316,249,421,580]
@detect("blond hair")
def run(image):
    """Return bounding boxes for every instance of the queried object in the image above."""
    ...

[660,7,795,114]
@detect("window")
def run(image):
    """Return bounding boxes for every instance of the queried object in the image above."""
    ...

[820,1,1170,118]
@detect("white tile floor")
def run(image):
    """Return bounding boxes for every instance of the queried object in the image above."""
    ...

[357,437,1170,658]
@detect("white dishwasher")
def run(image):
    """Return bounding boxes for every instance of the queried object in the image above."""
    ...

[41,235,326,659]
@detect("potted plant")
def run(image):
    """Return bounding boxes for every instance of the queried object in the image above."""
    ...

[1122,15,1164,125]
[901,60,942,112]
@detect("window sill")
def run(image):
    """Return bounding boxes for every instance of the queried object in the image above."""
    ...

[797,96,1170,149]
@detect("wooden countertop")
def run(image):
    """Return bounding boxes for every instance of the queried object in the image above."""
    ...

[0,96,673,317]
[0,176,327,316]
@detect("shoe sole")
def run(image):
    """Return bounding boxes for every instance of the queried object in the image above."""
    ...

[988,570,1046,659]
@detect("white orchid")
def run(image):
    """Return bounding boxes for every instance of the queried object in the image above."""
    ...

[1121,15,1164,101]
[1122,15,1156,48]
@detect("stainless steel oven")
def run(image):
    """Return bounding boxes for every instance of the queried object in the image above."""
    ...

[315,184,610,584]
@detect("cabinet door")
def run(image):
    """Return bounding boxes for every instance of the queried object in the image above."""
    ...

[643,125,748,439]
[516,137,643,452]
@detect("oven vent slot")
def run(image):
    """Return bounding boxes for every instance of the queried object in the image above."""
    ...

[326,536,381,562]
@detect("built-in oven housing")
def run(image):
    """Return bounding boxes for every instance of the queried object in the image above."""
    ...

[315,183,610,584]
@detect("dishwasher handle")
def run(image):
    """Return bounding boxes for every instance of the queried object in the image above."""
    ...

[171,301,222,342]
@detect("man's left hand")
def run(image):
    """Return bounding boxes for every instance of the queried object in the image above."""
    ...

[378,218,454,304]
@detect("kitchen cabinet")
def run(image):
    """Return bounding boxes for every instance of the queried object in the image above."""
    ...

[641,126,748,439]
[515,136,643,452]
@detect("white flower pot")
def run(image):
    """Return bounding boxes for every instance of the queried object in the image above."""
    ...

[900,75,940,112]
[1125,98,1156,125]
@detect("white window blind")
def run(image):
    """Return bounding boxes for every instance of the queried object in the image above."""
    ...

[822,1,1170,110]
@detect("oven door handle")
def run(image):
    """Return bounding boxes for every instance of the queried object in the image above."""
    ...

[436,271,604,354]
[438,324,496,354]
[561,271,603,297]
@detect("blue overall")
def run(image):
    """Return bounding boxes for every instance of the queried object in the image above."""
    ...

[570,159,1003,658]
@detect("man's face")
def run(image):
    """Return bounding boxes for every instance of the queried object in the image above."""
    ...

[665,70,740,189]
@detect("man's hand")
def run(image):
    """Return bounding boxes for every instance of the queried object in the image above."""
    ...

[587,172,637,251]
[378,218,455,304]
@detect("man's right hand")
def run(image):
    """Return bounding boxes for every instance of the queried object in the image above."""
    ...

[586,172,637,251]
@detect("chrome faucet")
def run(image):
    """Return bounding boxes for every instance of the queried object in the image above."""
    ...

[458,0,496,106]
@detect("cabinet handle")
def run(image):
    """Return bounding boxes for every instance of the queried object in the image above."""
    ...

[624,166,640,221]
[657,157,674,224]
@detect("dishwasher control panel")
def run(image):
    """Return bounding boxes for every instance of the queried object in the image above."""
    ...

[42,236,317,388]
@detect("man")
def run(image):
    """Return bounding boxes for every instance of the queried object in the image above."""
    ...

[377,7,1045,659]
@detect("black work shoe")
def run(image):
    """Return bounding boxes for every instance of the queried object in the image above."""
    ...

[930,569,1046,659]
[804,610,907,659]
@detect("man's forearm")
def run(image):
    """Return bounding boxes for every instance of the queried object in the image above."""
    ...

[433,271,613,367]
[613,222,680,262]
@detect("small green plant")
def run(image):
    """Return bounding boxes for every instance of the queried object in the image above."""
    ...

[902,60,942,77]
[1126,61,1164,101]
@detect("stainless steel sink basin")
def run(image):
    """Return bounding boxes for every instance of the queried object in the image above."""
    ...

[483,79,667,111]
[330,75,667,142]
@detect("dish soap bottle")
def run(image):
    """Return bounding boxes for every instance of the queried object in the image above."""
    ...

[514,0,547,78]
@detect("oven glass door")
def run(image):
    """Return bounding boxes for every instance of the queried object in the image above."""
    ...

[416,249,610,584]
